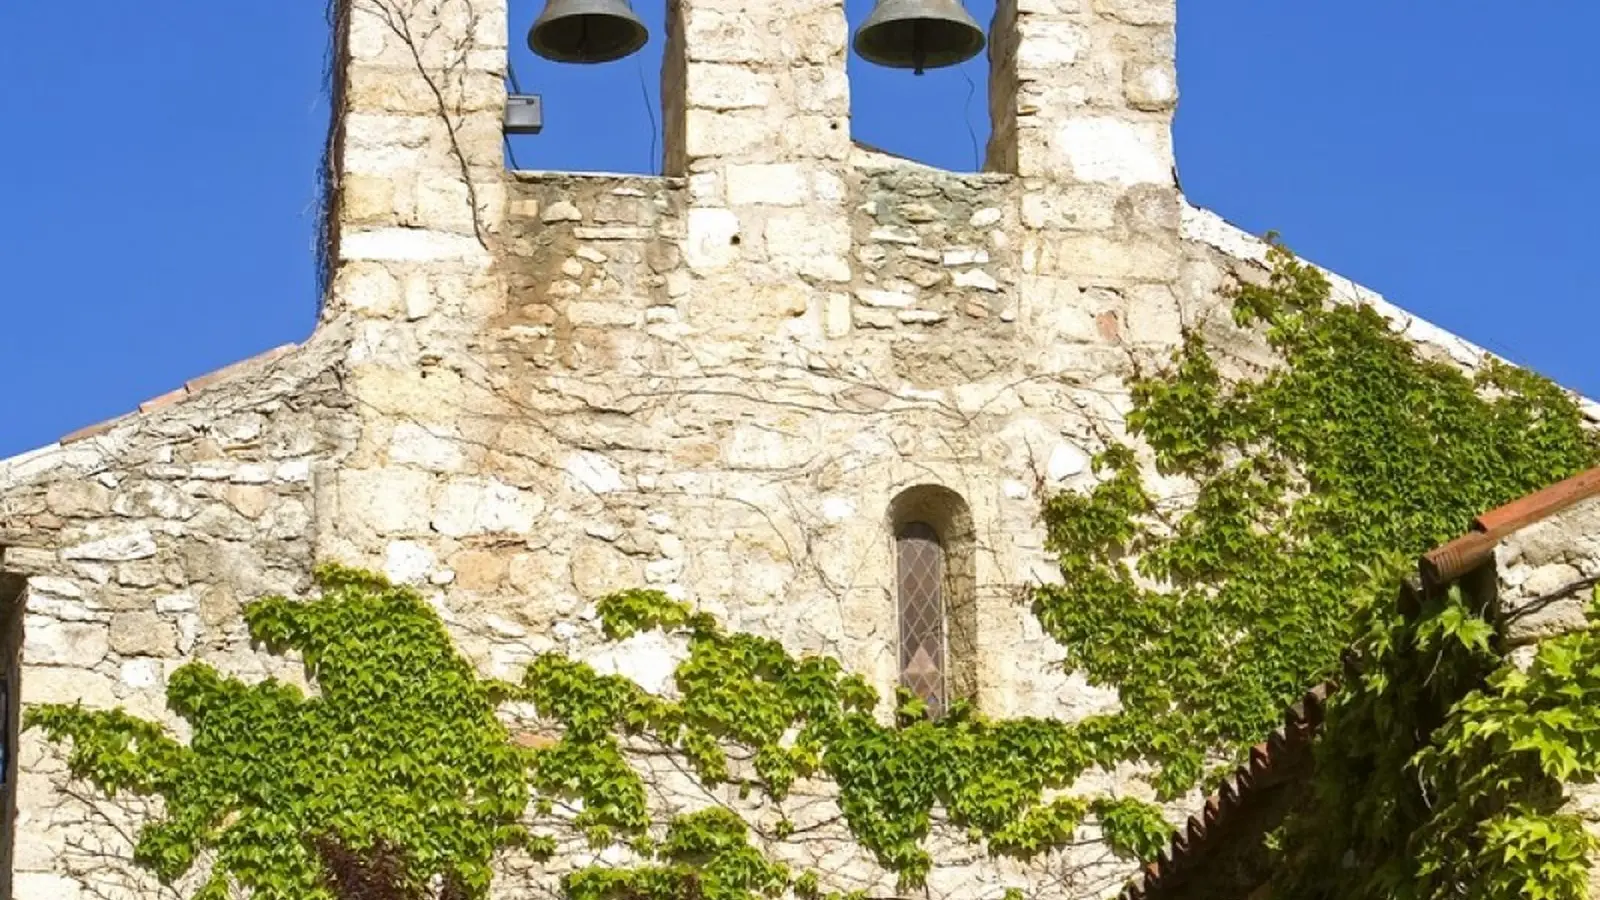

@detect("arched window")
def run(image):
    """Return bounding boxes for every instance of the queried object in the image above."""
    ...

[890,486,976,718]
[897,521,948,715]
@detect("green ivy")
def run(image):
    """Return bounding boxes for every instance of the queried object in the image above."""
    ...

[1268,581,1600,900]
[33,572,1167,899]
[565,809,789,900]
[529,591,1164,887]
[1034,240,1599,795]
[28,565,532,900]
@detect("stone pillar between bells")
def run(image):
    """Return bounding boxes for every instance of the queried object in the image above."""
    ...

[665,0,855,338]
[988,0,1183,312]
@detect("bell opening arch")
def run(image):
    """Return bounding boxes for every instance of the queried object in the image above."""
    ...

[508,0,670,175]
[846,0,995,172]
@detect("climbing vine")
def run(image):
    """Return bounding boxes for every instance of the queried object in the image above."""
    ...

[527,589,1163,887]
[1033,240,1599,795]
[29,565,531,900]
[30,573,1164,900]
[1267,580,1600,900]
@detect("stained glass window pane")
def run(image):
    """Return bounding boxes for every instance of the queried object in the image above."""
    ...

[897,522,946,718]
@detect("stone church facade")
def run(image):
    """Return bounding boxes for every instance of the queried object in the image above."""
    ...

[0,1,1550,898]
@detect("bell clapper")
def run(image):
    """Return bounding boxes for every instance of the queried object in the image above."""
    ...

[913,19,927,75]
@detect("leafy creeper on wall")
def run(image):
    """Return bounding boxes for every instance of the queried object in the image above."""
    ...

[29,571,1165,900]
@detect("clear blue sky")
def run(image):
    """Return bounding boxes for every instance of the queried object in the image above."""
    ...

[2,2,1596,460]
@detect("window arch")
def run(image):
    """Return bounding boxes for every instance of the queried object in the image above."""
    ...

[889,486,976,718]
[896,521,947,715]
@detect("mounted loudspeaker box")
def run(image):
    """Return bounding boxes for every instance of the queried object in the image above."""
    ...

[505,95,544,135]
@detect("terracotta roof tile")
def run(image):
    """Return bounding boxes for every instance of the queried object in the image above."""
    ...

[1474,466,1600,535]
[185,343,297,394]
[1120,681,1336,900]
[1423,465,1600,584]
[59,415,133,445]
[138,387,190,414]
[56,343,300,446]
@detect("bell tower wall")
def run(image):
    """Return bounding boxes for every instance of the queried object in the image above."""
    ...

[317,0,1198,893]
[315,0,1199,735]
[987,0,1183,287]
[661,0,857,335]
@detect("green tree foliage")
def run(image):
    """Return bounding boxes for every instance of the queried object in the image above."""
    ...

[1034,241,1599,794]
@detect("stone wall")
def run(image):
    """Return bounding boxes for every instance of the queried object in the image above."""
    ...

[850,161,1018,332]
[0,333,354,899]
[0,0,1557,898]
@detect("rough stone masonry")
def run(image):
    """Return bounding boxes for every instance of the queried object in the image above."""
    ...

[0,0,1564,898]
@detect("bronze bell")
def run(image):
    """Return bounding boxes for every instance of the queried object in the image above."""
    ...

[528,0,649,64]
[853,0,985,75]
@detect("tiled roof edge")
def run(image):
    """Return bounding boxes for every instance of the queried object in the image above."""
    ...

[57,343,299,447]
[1124,464,1600,899]
[1421,465,1600,584]
[1120,681,1335,900]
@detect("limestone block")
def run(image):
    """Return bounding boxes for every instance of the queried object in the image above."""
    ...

[684,207,742,270]
[336,467,436,536]
[1093,0,1177,25]
[779,115,850,161]
[686,64,777,110]
[1125,59,1178,111]
[793,67,849,114]
[684,110,771,159]
[1124,283,1184,344]
[1502,562,1592,645]
[1054,116,1172,186]
[766,213,850,262]
[824,293,852,337]
[1014,19,1086,69]
[341,227,490,264]
[565,452,626,495]
[432,478,546,538]
[120,658,165,690]
[342,174,399,224]
[21,666,118,708]
[384,541,438,585]
[682,8,766,64]
[583,630,690,696]
[1031,233,1179,281]
[24,617,109,668]
[13,873,82,900]
[45,481,111,518]
[726,164,810,206]
[390,422,468,472]
[444,550,506,592]
[111,612,180,657]
[1021,184,1119,231]
[571,541,643,599]
[60,528,157,563]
